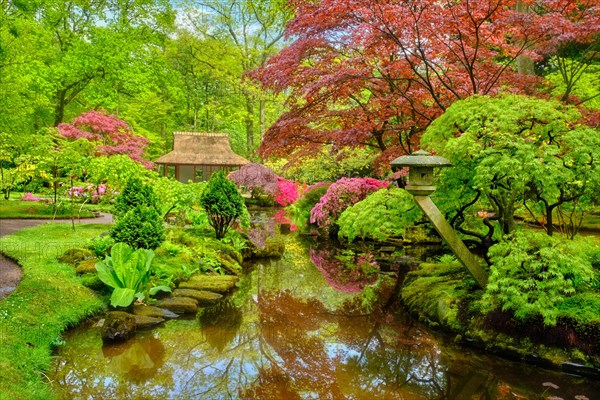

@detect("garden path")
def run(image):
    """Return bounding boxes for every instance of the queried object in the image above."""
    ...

[0,213,113,300]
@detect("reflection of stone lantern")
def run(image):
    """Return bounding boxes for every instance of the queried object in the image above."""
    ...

[391,150,488,288]
[391,150,452,196]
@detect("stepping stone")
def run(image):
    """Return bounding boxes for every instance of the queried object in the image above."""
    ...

[132,305,179,319]
[134,315,164,329]
[153,297,198,314]
[173,288,222,305]
[179,275,238,294]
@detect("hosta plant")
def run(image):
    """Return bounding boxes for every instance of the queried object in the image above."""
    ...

[96,242,170,308]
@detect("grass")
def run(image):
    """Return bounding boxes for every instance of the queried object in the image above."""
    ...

[0,223,106,399]
[0,198,96,219]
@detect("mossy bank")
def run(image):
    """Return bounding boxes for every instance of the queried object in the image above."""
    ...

[400,261,600,377]
[0,223,108,399]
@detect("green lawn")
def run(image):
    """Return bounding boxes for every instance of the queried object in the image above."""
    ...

[0,224,106,399]
[0,198,96,219]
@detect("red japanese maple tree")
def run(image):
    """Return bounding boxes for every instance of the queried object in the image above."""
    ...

[250,0,599,171]
[58,110,152,168]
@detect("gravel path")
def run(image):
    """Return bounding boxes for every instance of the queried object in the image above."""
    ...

[0,213,113,301]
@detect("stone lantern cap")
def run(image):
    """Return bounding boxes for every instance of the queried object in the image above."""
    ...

[391,149,452,168]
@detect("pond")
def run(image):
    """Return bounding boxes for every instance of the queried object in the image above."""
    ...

[50,215,600,399]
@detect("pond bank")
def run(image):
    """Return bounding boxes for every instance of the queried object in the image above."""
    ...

[401,261,600,379]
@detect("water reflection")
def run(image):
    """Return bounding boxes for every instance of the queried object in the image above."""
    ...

[51,234,600,399]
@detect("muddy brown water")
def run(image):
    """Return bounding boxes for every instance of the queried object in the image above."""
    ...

[50,228,599,399]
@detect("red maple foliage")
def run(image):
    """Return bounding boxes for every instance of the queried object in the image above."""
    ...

[250,0,599,171]
[58,110,152,168]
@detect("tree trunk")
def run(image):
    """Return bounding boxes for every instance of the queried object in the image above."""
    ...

[54,90,67,126]
[246,98,255,154]
[515,1,535,75]
[259,98,266,141]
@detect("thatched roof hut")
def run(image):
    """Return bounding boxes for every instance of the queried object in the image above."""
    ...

[155,132,250,182]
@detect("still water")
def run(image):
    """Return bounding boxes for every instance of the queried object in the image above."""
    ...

[51,233,599,399]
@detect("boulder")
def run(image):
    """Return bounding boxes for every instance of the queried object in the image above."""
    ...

[76,259,98,275]
[134,315,165,329]
[132,305,179,319]
[153,297,198,314]
[58,247,95,266]
[173,288,222,305]
[179,275,238,294]
[101,311,136,342]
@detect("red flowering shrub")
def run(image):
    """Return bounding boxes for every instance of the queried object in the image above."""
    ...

[58,110,152,168]
[310,177,388,234]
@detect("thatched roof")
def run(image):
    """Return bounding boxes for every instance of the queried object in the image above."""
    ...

[155,132,250,166]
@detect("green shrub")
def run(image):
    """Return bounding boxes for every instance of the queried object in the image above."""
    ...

[199,171,247,239]
[96,242,170,307]
[479,231,595,325]
[337,188,422,243]
[113,177,159,218]
[289,183,330,232]
[110,205,165,250]
[88,234,115,258]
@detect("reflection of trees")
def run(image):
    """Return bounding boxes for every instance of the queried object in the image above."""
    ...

[244,290,452,399]
[310,247,379,293]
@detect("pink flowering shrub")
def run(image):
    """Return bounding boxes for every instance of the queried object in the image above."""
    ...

[275,178,301,206]
[20,192,40,202]
[310,177,388,234]
[68,184,110,203]
[228,163,279,198]
[310,248,379,293]
[58,110,152,168]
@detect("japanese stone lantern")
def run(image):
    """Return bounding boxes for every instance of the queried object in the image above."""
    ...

[391,149,452,196]
[390,149,488,288]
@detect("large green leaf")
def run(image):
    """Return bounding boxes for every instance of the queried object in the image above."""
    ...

[149,285,171,296]
[110,287,136,308]
[95,260,121,289]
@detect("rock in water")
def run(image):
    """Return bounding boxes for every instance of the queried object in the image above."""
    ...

[179,275,238,294]
[153,297,198,314]
[173,288,223,305]
[132,305,179,319]
[134,315,165,329]
[101,311,136,342]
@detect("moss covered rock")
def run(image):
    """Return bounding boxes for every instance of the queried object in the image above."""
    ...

[75,259,98,275]
[58,247,95,266]
[401,262,476,332]
[132,305,178,319]
[153,296,198,314]
[101,311,137,342]
[246,235,286,259]
[179,275,239,294]
[134,315,164,329]
[173,288,223,305]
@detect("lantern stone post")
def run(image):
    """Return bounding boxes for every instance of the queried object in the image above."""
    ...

[392,150,488,288]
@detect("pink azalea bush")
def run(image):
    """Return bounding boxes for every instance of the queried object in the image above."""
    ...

[58,110,152,168]
[310,177,388,233]
[310,248,378,293]
[275,178,301,206]
[20,192,40,202]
